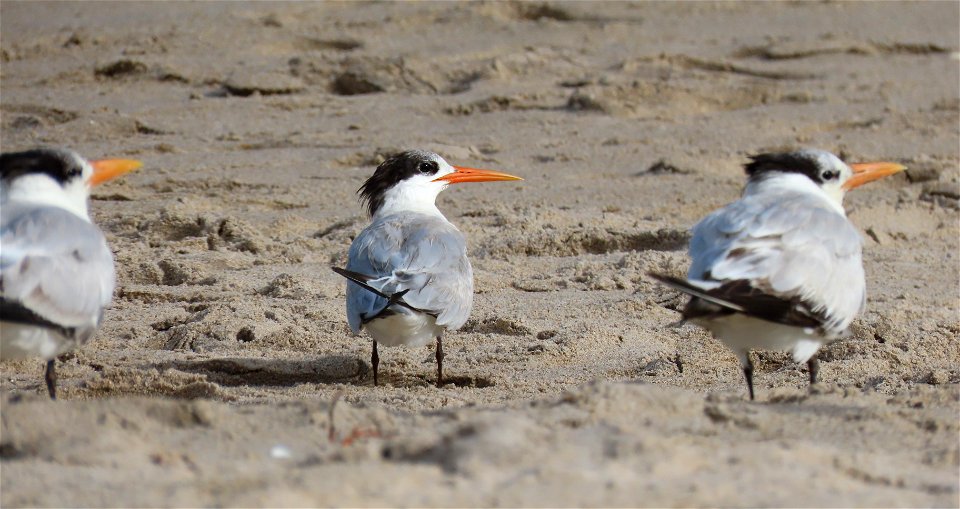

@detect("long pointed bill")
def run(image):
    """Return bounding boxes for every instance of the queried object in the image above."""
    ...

[433,166,523,184]
[844,161,906,190]
[89,158,143,186]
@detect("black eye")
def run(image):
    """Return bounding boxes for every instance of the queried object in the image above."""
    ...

[821,170,838,181]
[67,166,82,178]
[417,161,439,175]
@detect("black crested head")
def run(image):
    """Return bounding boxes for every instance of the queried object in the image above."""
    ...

[357,150,441,216]
[744,150,833,185]
[0,148,84,186]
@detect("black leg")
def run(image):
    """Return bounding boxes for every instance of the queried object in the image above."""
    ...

[807,356,820,386]
[743,353,755,401]
[371,340,379,386]
[44,359,57,400]
[435,336,444,388]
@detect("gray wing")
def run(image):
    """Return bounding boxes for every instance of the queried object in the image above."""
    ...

[1,203,115,328]
[688,192,865,335]
[344,213,473,334]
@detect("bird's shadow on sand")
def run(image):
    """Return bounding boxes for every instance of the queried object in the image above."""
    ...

[150,355,497,390]
[153,356,367,387]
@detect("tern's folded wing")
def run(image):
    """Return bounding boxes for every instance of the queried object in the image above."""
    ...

[1,205,115,328]
[344,214,473,333]
[688,193,865,335]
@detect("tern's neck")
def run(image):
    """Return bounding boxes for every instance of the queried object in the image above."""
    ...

[372,180,446,219]
[1,175,91,220]
[744,172,846,215]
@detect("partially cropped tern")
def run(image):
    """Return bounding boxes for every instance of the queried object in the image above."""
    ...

[650,149,905,400]
[333,150,522,387]
[1,148,141,399]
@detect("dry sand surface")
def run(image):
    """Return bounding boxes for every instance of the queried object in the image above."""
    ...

[1,1,959,507]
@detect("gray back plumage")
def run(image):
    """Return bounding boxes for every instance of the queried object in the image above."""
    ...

[689,189,865,336]
[1,202,115,334]
[345,212,473,333]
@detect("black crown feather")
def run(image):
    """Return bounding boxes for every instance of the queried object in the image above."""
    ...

[745,151,824,184]
[357,150,436,217]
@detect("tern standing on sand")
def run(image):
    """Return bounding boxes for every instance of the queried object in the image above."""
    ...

[333,150,522,387]
[651,149,905,400]
[1,148,141,399]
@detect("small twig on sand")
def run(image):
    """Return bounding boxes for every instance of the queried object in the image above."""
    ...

[327,389,344,443]
[327,389,382,445]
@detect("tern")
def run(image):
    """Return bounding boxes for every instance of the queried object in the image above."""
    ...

[1,148,141,399]
[650,149,905,400]
[333,150,522,387]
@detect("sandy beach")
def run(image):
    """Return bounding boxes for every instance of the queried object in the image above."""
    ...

[1,1,958,507]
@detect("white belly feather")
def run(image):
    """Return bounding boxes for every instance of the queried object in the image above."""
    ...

[0,322,76,360]
[363,309,445,348]
[693,314,825,366]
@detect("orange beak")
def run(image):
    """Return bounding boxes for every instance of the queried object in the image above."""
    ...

[89,158,142,186]
[433,166,523,184]
[844,161,906,191]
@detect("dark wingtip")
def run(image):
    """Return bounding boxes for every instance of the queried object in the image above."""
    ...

[331,266,352,281]
[331,266,375,284]
[647,271,684,286]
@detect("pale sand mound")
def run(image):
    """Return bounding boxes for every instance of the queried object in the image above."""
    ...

[3,382,958,507]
